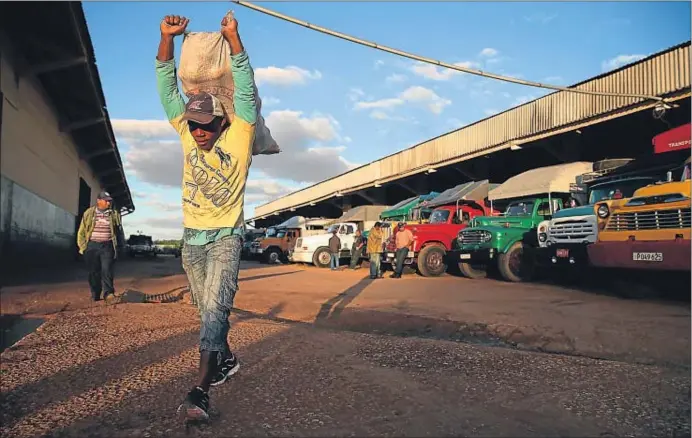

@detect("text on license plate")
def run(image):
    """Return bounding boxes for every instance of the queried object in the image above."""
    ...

[556,249,569,258]
[459,253,471,260]
[632,252,663,262]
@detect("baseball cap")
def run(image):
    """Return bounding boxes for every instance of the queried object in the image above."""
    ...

[182,92,225,125]
[97,191,113,201]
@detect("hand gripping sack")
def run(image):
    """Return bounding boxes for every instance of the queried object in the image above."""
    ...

[178,32,280,156]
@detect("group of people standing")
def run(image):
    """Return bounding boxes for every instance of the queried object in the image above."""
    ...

[327,221,415,280]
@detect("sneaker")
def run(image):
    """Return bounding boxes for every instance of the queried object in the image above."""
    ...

[177,387,210,421]
[210,353,240,387]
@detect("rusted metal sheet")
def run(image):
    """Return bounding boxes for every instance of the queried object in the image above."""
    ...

[253,42,691,219]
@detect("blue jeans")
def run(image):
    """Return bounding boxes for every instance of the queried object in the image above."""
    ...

[330,252,340,269]
[182,235,241,354]
[369,252,381,277]
[394,248,408,275]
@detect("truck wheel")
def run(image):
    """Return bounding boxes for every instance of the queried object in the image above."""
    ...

[265,248,281,264]
[312,247,332,268]
[417,246,447,277]
[498,242,534,282]
[458,262,487,279]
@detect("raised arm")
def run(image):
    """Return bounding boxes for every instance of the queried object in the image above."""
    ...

[155,15,189,122]
[221,15,257,125]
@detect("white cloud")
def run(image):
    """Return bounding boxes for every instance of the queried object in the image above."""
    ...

[251,110,354,183]
[348,87,366,102]
[523,13,557,24]
[262,97,281,107]
[354,86,451,115]
[601,54,646,72]
[369,111,412,122]
[374,60,385,69]
[409,60,480,81]
[385,73,407,83]
[123,213,184,240]
[479,48,499,57]
[112,119,177,140]
[255,66,322,86]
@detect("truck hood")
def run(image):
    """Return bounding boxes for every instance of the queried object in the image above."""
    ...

[553,205,594,219]
[472,216,534,229]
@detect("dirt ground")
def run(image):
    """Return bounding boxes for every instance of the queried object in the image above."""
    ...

[1,256,689,437]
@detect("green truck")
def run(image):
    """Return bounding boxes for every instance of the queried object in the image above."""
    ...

[451,161,595,282]
[379,191,439,223]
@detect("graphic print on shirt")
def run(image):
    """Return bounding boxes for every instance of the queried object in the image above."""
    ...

[183,146,236,209]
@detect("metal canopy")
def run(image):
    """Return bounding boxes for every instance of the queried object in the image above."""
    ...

[489,162,595,201]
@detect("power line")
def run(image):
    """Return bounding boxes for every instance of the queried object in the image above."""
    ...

[232,1,670,103]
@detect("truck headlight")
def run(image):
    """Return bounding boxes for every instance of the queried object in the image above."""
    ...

[538,233,547,243]
[481,231,492,242]
[596,203,609,219]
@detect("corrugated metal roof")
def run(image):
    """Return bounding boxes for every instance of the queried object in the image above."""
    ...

[489,162,594,200]
[252,41,691,220]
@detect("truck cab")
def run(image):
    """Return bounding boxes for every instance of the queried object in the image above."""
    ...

[289,205,388,268]
[537,163,658,268]
[127,234,156,258]
[453,162,594,282]
[382,180,498,277]
[587,156,691,273]
[251,217,328,263]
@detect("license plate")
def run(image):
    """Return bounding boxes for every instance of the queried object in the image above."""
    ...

[387,253,394,258]
[632,252,663,262]
[459,253,471,260]
[556,249,569,258]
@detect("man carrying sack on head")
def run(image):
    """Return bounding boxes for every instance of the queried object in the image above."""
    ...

[155,13,256,421]
[76,191,124,304]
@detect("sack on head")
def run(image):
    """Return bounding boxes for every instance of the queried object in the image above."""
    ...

[178,32,280,156]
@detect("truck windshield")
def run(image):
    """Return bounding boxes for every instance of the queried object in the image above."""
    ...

[327,224,340,234]
[682,162,691,181]
[588,178,654,203]
[276,230,287,238]
[505,201,535,216]
[128,235,152,246]
[266,228,277,237]
[429,209,450,224]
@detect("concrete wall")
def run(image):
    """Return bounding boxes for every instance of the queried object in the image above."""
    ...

[0,42,104,270]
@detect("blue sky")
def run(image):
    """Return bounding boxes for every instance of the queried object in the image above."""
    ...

[82,1,691,239]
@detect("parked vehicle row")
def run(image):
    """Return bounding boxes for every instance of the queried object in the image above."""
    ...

[246,124,691,286]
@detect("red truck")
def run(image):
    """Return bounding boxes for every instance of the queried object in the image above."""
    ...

[382,180,499,277]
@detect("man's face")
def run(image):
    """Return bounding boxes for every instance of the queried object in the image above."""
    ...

[189,117,224,151]
[96,199,111,210]
[398,224,405,231]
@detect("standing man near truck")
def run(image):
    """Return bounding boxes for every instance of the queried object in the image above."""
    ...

[329,229,341,270]
[155,13,256,421]
[367,222,384,279]
[391,222,414,279]
[76,191,124,303]
[349,229,365,270]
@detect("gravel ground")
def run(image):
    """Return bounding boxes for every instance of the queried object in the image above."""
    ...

[0,257,689,437]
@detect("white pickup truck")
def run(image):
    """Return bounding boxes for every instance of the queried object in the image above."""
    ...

[289,221,374,267]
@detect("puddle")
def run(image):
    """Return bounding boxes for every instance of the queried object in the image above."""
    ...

[0,314,46,353]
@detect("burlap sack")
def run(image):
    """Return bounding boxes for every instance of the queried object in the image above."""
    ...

[178,32,280,156]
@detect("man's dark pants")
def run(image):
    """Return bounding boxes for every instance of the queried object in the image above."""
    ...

[394,247,408,276]
[84,241,115,300]
[349,247,363,269]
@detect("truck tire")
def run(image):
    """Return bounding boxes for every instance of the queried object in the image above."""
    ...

[498,242,534,282]
[417,246,447,277]
[312,247,332,268]
[458,262,487,279]
[265,248,282,264]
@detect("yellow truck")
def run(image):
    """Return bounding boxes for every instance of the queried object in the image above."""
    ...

[587,156,691,272]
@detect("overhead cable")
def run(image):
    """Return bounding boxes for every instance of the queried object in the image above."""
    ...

[232,1,670,103]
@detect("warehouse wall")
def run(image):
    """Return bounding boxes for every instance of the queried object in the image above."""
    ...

[0,43,104,271]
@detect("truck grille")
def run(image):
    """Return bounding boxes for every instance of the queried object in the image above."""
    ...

[459,230,488,245]
[605,208,692,231]
[549,219,595,241]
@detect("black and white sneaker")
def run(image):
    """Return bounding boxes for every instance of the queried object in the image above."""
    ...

[177,387,210,422]
[210,353,240,387]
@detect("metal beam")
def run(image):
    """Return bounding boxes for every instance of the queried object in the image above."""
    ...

[395,181,420,196]
[60,116,105,132]
[355,191,380,204]
[83,147,114,160]
[31,56,87,75]
[96,168,122,177]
